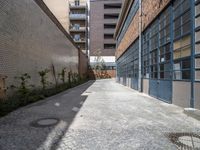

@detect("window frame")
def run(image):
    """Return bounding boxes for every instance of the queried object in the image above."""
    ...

[173,0,192,81]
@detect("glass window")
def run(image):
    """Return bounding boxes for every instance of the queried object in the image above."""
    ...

[195,58,200,68]
[104,44,116,49]
[195,16,200,28]
[182,70,190,79]
[173,58,191,80]
[159,8,171,46]
[195,70,200,81]
[142,30,150,78]
[174,71,181,80]
[173,35,191,59]
[173,0,191,39]
[195,43,200,55]
[75,0,80,6]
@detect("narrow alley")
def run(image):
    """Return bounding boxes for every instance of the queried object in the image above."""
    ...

[0,79,200,150]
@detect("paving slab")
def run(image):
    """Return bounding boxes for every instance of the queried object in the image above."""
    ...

[0,79,200,150]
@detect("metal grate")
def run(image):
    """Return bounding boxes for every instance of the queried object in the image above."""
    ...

[30,118,59,128]
[166,132,200,149]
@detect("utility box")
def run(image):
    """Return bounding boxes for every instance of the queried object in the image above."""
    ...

[0,75,7,100]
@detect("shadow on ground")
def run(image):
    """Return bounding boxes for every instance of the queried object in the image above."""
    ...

[0,80,95,150]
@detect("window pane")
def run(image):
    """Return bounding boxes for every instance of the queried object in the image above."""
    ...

[182,59,190,69]
[195,58,200,68]
[160,55,165,62]
[182,22,191,35]
[160,64,164,71]
[195,17,200,28]
[160,72,164,79]
[195,70,200,80]
[182,0,190,11]
[164,63,171,71]
[195,43,200,54]
[174,40,181,50]
[174,50,181,59]
[182,70,190,79]
[164,72,171,79]
[174,62,181,70]
[174,28,181,38]
[195,4,200,16]
[165,53,171,61]
[181,46,191,57]
[182,36,191,47]
[174,71,181,79]
[195,31,200,43]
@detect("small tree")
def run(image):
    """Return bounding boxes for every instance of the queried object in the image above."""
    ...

[11,73,32,95]
[58,68,66,84]
[38,69,49,90]
[68,70,72,87]
[92,49,106,78]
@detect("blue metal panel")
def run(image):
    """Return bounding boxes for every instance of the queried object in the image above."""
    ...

[132,78,138,90]
[149,79,158,98]
[158,80,172,103]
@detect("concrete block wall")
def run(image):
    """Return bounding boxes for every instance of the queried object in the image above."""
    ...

[0,0,79,92]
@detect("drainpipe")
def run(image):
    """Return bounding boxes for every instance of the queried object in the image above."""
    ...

[138,0,142,92]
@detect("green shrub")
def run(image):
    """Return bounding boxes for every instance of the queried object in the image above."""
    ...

[0,72,88,117]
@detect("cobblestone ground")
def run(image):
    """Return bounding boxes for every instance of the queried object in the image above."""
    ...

[0,79,200,150]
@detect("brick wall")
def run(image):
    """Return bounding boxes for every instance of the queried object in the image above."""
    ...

[116,0,171,59]
[79,51,88,78]
[0,0,79,91]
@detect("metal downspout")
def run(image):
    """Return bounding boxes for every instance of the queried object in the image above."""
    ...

[138,0,142,92]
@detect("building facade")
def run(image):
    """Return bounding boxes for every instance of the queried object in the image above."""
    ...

[89,0,122,72]
[69,0,89,55]
[115,0,200,109]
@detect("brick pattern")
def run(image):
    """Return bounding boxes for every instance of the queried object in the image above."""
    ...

[79,52,88,78]
[0,0,79,91]
[116,0,171,59]
[90,0,121,56]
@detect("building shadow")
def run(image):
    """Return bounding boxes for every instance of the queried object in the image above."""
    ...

[0,80,95,150]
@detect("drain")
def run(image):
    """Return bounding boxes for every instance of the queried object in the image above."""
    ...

[30,118,59,128]
[166,132,200,149]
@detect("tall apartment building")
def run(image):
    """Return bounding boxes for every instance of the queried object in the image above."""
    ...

[115,0,200,109]
[90,0,122,72]
[69,0,89,55]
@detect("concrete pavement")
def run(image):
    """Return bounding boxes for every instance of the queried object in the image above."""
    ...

[0,79,200,150]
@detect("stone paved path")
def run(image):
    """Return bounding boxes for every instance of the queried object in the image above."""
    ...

[0,79,200,150]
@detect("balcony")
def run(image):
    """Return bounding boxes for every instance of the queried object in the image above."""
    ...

[104,8,121,14]
[70,27,86,32]
[73,38,86,43]
[104,28,115,34]
[104,19,118,24]
[104,39,116,43]
[69,14,87,20]
[69,2,87,9]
